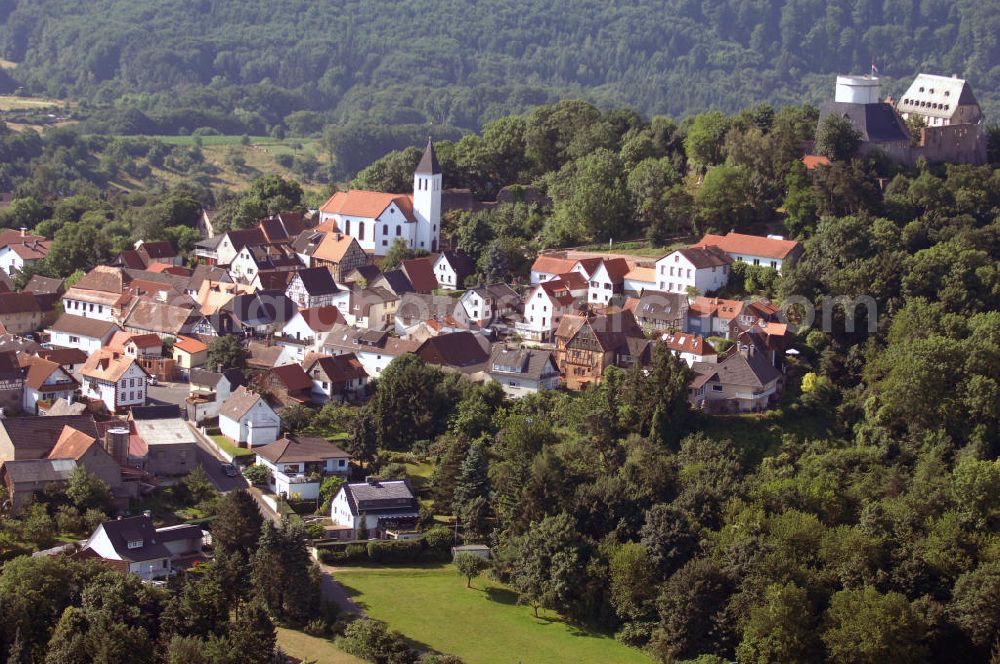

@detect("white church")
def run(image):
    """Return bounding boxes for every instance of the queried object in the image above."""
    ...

[318,139,442,256]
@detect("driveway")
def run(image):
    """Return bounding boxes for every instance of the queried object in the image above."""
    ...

[318,565,363,616]
[147,380,191,407]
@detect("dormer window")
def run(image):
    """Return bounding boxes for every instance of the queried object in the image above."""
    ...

[127,539,143,549]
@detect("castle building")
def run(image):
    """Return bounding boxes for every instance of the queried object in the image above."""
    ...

[317,140,441,256]
[817,73,987,166]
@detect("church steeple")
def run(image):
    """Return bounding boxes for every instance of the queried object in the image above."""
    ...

[414,137,441,175]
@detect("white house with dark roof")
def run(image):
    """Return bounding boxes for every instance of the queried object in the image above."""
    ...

[46,314,120,354]
[253,435,351,500]
[487,347,560,397]
[218,386,280,448]
[284,267,345,310]
[654,247,731,296]
[318,140,441,254]
[329,479,420,540]
[82,515,205,580]
[458,283,519,327]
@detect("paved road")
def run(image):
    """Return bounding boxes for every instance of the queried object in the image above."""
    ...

[147,381,191,407]
[318,565,364,616]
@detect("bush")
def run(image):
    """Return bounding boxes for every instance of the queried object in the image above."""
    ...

[366,538,426,563]
[423,526,454,560]
[615,620,656,647]
[243,464,269,485]
[337,618,416,664]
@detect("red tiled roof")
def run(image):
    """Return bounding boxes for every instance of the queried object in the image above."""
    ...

[48,426,98,461]
[531,255,578,275]
[320,190,415,222]
[174,336,207,354]
[298,306,347,332]
[803,154,831,169]
[692,232,801,261]
[400,257,438,293]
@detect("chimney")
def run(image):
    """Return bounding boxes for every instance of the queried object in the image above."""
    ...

[19,227,26,237]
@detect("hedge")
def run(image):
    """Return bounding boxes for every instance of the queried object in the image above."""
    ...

[315,531,452,565]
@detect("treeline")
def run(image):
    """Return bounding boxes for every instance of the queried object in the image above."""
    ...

[1,0,998,133]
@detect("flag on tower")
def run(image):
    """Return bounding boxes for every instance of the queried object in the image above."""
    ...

[871,62,878,75]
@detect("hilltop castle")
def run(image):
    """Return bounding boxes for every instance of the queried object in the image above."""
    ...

[818,73,987,165]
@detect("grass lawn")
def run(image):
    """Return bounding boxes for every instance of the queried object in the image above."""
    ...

[275,627,364,664]
[0,94,64,110]
[334,564,652,664]
[210,434,255,459]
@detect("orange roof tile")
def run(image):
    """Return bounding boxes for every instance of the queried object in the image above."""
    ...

[174,335,208,354]
[313,232,362,264]
[48,425,98,461]
[531,255,578,275]
[320,190,415,222]
[692,232,801,261]
[802,154,831,169]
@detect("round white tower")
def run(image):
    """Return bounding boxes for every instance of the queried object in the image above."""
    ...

[835,75,881,104]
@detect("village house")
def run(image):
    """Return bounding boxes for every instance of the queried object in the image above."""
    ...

[487,346,560,397]
[518,278,577,342]
[399,257,439,294]
[186,368,244,422]
[0,291,44,334]
[1,458,77,512]
[458,283,520,327]
[689,344,783,413]
[218,386,280,448]
[253,435,351,500]
[212,227,267,267]
[329,478,420,540]
[0,414,100,464]
[121,299,203,340]
[368,267,416,296]
[691,232,803,273]
[107,331,163,359]
[586,258,632,305]
[623,265,657,295]
[415,331,492,375]
[284,266,345,310]
[258,363,313,407]
[80,351,148,413]
[344,288,399,330]
[654,246,731,296]
[323,325,420,377]
[129,405,200,476]
[394,292,473,336]
[278,305,348,360]
[530,254,579,284]
[20,355,78,414]
[81,515,206,580]
[292,225,369,281]
[61,266,125,321]
[659,332,718,366]
[0,229,50,276]
[172,335,208,373]
[626,290,689,332]
[48,425,124,495]
[305,353,369,403]
[318,140,442,254]
[554,310,645,390]
[228,243,302,283]
[686,296,745,338]
[433,250,476,290]
[223,291,296,336]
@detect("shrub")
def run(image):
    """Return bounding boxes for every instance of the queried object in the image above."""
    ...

[366,538,425,563]
[337,618,416,664]
[423,526,454,560]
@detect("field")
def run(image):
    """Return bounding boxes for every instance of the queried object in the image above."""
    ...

[334,564,652,664]
[0,94,64,110]
[275,627,364,664]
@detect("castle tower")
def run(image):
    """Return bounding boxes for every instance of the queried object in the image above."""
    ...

[412,138,441,252]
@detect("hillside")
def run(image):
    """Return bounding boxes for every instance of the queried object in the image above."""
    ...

[1,0,998,132]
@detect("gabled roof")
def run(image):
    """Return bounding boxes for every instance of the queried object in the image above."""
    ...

[689,296,743,319]
[107,331,161,353]
[342,479,417,516]
[537,278,576,307]
[557,310,645,352]
[313,232,364,264]
[0,415,98,459]
[624,266,656,284]
[660,332,715,357]
[223,228,267,252]
[226,292,296,328]
[437,250,475,281]
[294,306,347,332]
[254,270,295,291]
[292,267,340,296]
[137,241,176,260]
[3,239,51,260]
[24,275,64,295]
[81,351,146,383]
[270,363,313,393]
[21,355,77,391]
[255,435,349,465]
[631,290,689,321]
[691,349,780,389]
[48,426,99,461]
[898,73,978,120]
[93,515,172,563]
[35,347,88,367]
[415,331,490,369]
[187,265,232,293]
[319,191,415,223]
[415,138,441,175]
[218,386,271,421]
[671,246,732,269]
[2,458,76,484]
[819,100,910,143]
[48,313,119,339]
[400,257,438,293]
[73,266,126,293]
[307,353,368,384]
[488,346,557,380]
[531,255,578,275]
[260,214,306,243]
[692,232,802,261]
[123,300,201,336]
[173,335,207,354]
[0,291,41,315]
[374,268,414,295]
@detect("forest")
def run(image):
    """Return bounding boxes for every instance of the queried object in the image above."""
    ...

[0,84,998,661]
[0,0,998,135]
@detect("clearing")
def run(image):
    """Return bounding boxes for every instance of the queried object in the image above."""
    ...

[275,627,363,664]
[334,563,652,664]
[0,94,65,111]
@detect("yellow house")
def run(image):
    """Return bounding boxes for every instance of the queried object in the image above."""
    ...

[173,336,208,372]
